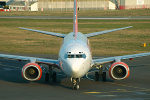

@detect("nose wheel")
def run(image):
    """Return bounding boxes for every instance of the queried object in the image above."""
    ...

[72,78,80,90]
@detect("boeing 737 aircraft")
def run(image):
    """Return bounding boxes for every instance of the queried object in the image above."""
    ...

[0,0,150,90]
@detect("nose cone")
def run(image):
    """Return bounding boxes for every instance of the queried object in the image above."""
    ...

[66,60,84,78]
[60,40,91,78]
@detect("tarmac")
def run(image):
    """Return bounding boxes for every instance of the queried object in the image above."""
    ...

[0,53,150,100]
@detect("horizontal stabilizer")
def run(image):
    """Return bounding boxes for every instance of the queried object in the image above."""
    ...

[85,26,132,37]
[19,27,66,38]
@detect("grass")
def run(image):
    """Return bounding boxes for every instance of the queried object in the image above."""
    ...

[1,9,150,17]
[0,18,150,56]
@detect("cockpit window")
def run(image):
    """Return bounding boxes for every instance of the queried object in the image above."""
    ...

[68,54,74,58]
[76,54,82,58]
[67,53,86,59]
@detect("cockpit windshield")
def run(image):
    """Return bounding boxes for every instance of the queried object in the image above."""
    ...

[68,54,83,58]
[66,52,86,59]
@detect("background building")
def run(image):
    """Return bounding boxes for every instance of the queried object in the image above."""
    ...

[38,0,150,11]
[9,1,38,11]
[38,0,110,11]
[0,0,10,8]
[120,0,150,9]
[1,0,150,11]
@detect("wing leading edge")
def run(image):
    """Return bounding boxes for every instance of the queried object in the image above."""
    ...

[19,27,66,38]
[85,26,132,38]
[93,52,150,65]
[0,54,59,67]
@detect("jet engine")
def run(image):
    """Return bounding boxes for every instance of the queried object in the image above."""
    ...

[22,63,42,81]
[109,62,130,80]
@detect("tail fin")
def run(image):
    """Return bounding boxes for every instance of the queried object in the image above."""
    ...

[73,0,78,39]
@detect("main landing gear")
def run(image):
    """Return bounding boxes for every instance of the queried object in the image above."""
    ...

[45,65,57,82]
[95,65,106,82]
[71,78,80,90]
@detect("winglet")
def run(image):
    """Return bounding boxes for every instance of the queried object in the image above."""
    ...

[73,0,78,39]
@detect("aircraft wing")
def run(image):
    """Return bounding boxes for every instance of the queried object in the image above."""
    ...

[92,52,150,65]
[85,26,132,37]
[19,27,66,38]
[0,54,59,67]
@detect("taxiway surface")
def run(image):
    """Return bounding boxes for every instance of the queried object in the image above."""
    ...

[0,53,150,100]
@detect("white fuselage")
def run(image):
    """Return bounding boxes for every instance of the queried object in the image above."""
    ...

[58,32,92,78]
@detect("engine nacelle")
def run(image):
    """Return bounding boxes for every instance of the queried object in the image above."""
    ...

[22,63,42,81]
[109,62,130,80]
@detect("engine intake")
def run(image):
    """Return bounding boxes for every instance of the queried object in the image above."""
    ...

[22,63,42,81]
[109,62,130,80]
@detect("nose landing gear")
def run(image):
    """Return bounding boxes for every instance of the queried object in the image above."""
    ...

[71,78,80,90]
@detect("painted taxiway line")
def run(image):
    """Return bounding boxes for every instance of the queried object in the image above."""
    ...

[106,82,147,90]
[83,89,150,94]
[0,68,20,72]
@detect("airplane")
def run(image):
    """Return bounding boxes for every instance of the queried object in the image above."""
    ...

[0,0,150,90]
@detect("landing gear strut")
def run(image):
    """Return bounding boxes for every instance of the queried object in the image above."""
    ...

[71,78,80,90]
[45,65,57,82]
[95,65,106,82]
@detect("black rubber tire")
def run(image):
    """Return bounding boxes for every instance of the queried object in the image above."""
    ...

[102,72,106,82]
[75,84,79,90]
[52,72,56,82]
[45,73,49,82]
[95,72,99,81]
[73,84,79,90]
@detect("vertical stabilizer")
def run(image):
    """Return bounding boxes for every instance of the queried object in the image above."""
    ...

[73,0,78,39]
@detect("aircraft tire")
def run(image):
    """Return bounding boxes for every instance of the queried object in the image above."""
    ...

[45,73,49,82]
[95,72,99,81]
[52,72,57,82]
[73,84,79,90]
[102,72,106,82]
[75,84,79,90]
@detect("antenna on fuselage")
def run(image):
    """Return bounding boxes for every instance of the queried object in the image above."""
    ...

[73,0,78,40]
